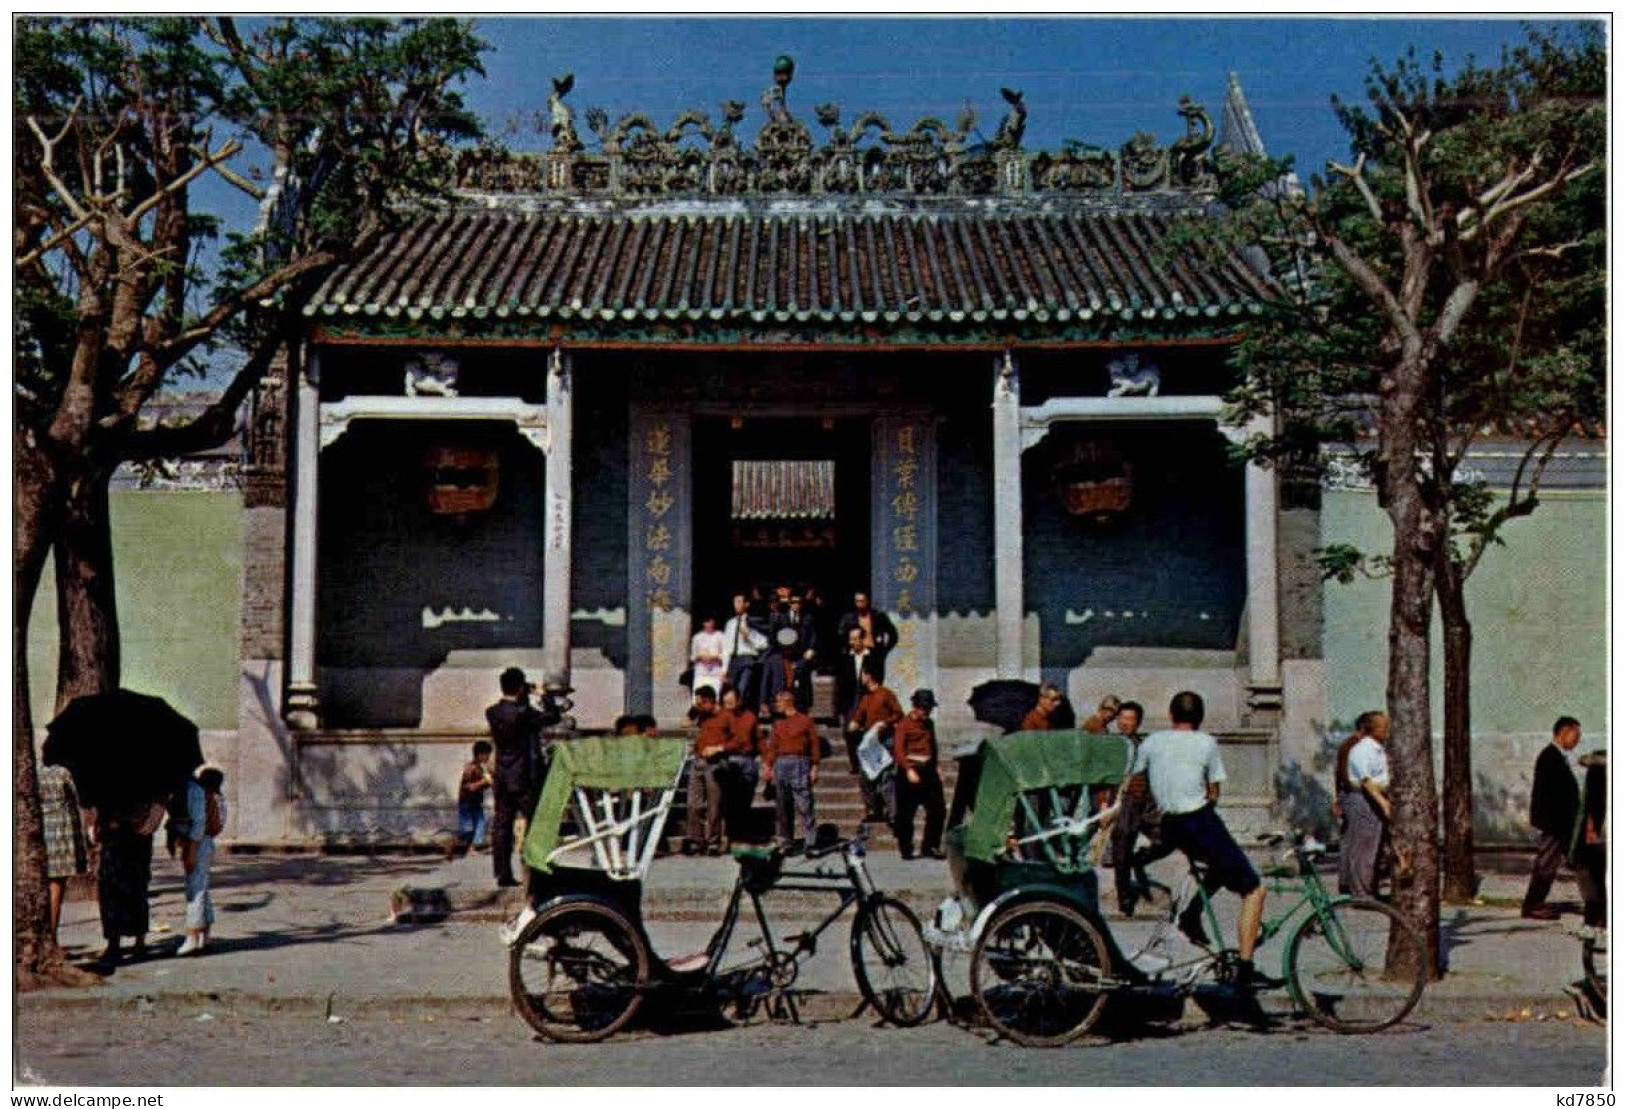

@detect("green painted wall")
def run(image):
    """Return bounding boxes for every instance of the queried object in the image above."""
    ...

[1322,489,1607,736]
[27,490,244,731]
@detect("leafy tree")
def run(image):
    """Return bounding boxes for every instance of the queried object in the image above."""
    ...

[13,16,486,985]
[1188,25,1603,971]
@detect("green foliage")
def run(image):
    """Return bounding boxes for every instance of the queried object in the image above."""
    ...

[1190,23,1604,577]
[14,17,489,434]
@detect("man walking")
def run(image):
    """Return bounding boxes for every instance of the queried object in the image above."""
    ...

[836,591,898,682]
[846,664,904,823]
[1132,690,1276,990]
[721,592,768,710]
[892,689,946,860]
[1339,711,1390,899]
[1522,716,1587,920]
[764,690,820,854]
[486,667,546,888]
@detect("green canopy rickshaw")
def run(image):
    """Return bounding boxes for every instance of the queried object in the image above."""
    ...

[926,729,1151,1045]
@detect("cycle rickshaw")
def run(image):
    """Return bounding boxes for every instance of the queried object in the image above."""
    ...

[923,729,1428,1046]
[507,734,938,1042]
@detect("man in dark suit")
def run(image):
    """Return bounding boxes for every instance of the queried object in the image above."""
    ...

[486,667,548,889]
[1522,715,1584,920]
[836,591,898,684]
[764,590,818,714]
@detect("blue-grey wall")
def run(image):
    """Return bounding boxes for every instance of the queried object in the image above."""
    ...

[1023,420,1245,681]
[317,420,545,726]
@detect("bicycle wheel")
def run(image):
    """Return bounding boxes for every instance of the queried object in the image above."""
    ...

[850,896,939,1027]
[970,900,1113,1047]
[509,898,650,1042]
[1583,932,1608,1007]
[1286,898,1426,1033]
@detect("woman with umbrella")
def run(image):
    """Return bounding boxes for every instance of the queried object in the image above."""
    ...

[44,690,204,971]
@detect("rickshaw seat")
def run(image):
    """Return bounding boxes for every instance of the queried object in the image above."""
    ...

[730,845,779,862]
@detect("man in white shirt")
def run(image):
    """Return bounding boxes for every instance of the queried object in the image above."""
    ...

[721,593,768,709]
[1131,690,1274,990]
[1340,711,1390,898]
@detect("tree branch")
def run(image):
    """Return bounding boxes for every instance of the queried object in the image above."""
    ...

[26,106,90,222]
[1327,154,1383,223]
[122,333,282,462]
[124,137,244,226]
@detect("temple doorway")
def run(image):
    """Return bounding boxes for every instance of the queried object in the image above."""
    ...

[690,416,872,643]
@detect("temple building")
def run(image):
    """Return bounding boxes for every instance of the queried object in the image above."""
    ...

[231,63,1333,844]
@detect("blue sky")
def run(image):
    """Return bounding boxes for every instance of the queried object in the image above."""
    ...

[189,16,1585,384]
[463,17,1567,178]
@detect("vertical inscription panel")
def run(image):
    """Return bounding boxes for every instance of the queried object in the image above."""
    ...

[627,408,692,718]
[872,415,938,699]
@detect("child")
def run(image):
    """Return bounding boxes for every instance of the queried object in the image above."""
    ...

[763,690,820,854]
[176,767,226,956]
[39,762,89,941]
[453,740,495,858]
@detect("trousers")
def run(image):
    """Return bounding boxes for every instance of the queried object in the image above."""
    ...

[893,762,945,857]
[1338,791,1385,899]
[492,778,533,884]
[185,837,215,931]
[772,756,816,845]
[1523,830,1602,915]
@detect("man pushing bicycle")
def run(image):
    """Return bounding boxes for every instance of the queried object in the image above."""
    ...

[1130,690,1279,991]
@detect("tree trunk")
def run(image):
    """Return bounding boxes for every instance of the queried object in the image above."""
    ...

[53,463,120,708]
[1384,523,1442,978]
[1437,562,1477,905]
[12,436,87,987]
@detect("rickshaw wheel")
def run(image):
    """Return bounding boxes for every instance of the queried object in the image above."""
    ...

[850,896,939,1027]
[509,897,650,1043]
[970,899,1113,1047]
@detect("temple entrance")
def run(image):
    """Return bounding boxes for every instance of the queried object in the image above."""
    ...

[690,416,872,639]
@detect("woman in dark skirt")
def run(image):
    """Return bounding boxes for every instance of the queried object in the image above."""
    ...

[94,802,157,969]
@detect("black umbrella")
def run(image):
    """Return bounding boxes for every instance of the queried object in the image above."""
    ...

[967,679,1077,734]
[43,690,203,811]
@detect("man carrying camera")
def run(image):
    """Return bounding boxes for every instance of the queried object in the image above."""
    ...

[485,667,567,888]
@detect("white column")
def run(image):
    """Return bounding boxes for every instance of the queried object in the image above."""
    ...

[992,350,1025,678]
[285,349,321,729]
[1239,414,1281,698]
[541,347,573,687]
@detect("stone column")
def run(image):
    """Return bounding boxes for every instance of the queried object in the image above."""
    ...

[541,348,573,687]
[1239,414,1281,702]
[284,349,322,730]
[991,351,1024,678]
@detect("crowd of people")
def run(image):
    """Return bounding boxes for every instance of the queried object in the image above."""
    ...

[471,601,1605,969]
[37,761,227,972]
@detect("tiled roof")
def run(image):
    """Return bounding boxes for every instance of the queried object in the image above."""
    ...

[306,201,1271,331]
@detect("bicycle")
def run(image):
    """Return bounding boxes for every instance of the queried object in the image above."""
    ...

[1122,831,1428,1033]
[1581,926,1607,1011]
[507,736,937,1042]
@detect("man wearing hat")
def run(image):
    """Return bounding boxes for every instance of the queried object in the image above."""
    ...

[892,689,947,860]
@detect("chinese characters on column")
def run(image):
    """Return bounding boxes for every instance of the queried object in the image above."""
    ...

[891,423,920,615]
[643,422,675,610]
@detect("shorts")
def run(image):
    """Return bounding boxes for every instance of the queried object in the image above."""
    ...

[1160,804,1260,896]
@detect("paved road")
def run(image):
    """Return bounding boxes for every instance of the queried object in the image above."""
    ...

[16,1001,1607,1087]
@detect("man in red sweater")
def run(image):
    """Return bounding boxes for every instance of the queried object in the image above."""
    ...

[763,690,820,854]
[892,689,946,860]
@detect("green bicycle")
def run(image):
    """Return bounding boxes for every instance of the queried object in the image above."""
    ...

[1126,831,1428,1033]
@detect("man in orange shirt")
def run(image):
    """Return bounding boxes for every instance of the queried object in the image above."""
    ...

[846,664,904,822]
[892,689,946,860]
[684,687,735,855]
[763,690,820,854]
[718,686,763,844]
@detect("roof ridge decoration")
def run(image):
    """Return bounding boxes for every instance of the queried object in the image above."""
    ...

[456,57,1215,199]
